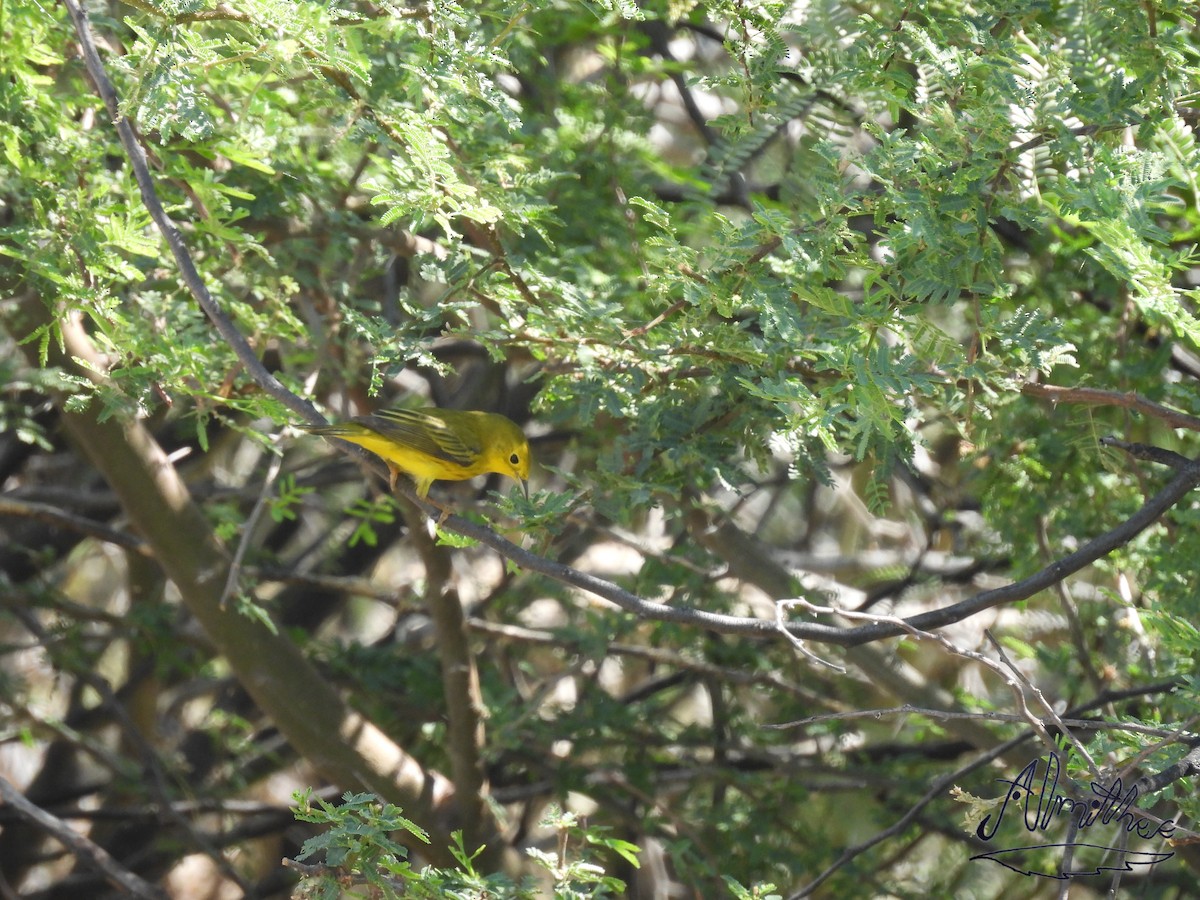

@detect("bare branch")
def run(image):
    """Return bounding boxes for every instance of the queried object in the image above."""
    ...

[0,776,166,900]
[1100,436,1193,468]
[768,704,1198,741]
[0,496,149,554]
[415,455,1200,648]
[1023,382,1200,432]
[1135,744,1200,795]
[219,451,284,609]
[985,630,1098,776]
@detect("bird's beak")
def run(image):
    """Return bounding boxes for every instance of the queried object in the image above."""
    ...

[520,478,529,501]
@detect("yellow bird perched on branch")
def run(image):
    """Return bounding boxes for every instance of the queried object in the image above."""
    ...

[301,407,531,499]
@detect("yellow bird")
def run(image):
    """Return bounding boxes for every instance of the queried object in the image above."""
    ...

[302,407,531,499]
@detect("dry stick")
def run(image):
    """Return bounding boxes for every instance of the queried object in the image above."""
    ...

[775,599,847,672]
[985,630,1099,777]
[0,776,166,900]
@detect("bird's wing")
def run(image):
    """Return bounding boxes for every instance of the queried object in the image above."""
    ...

[365,408,480,466]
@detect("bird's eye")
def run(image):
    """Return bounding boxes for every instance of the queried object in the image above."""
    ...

[509,453,520,466]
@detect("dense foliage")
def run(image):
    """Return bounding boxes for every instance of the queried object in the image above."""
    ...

[2,0,1200,897]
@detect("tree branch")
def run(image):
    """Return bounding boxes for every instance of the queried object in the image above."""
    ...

[1023,382,1200,432]
[61,0,317,424]
[0,496,149,555]
[768,703,1196,741]
[1135,745,1200,795]
[0,776,165,900]
[403,502,489,846]
[366,448,1200,651]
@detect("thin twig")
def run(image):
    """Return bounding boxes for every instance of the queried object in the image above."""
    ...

[985,630,1099,777]
[775,599,846,672]
[784,597,1063,757]
[219,451,284,608]
[767,704,1197,741]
